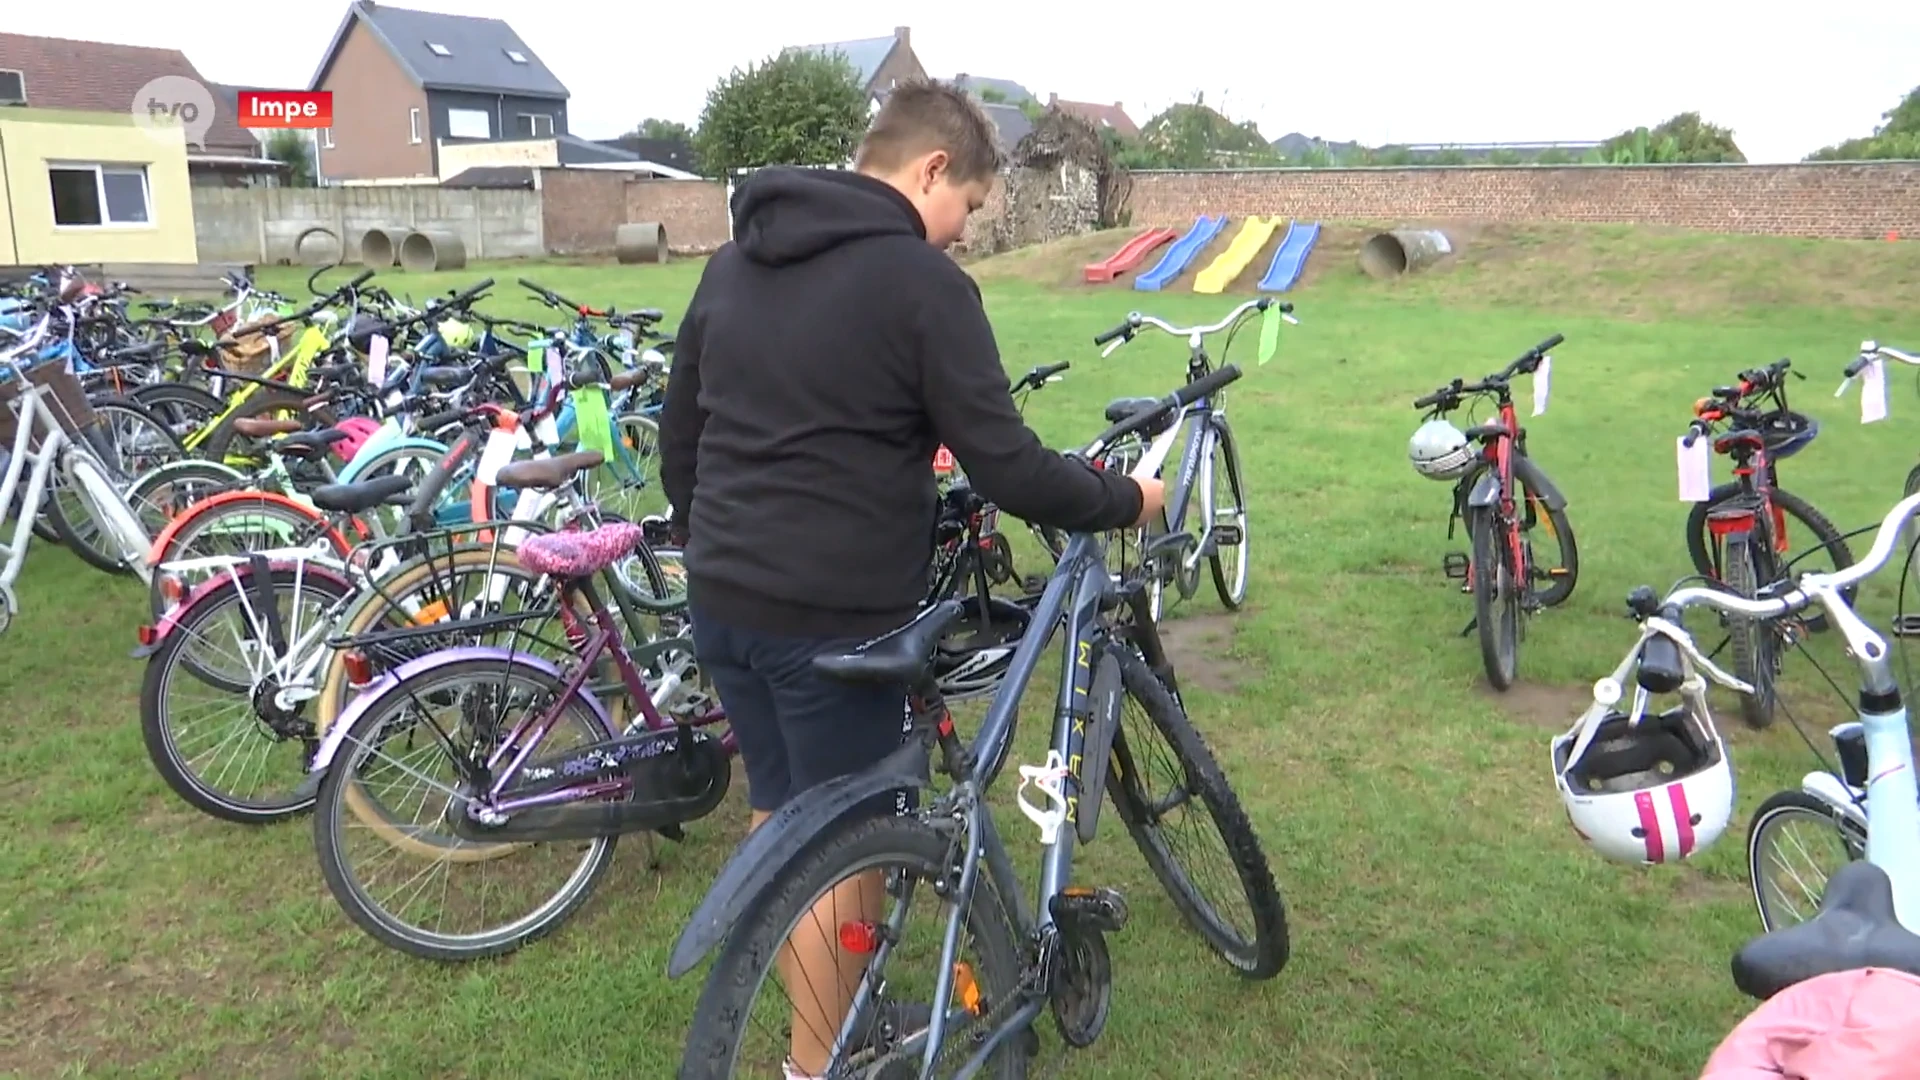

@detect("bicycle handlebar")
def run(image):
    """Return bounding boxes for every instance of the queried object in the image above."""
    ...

[1844,342,1920,379]
[1092,298,1293,348]
[1083,365,1242,455]
[1414,333,1564,410]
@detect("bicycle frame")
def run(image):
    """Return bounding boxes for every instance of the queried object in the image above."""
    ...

[1705,433,1789,566]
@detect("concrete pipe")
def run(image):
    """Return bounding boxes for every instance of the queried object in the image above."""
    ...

[357,226,407,267]
[398,230,468,273]
[615,222,668,265]
[291,225,343,266]
[1358,229,1454,279]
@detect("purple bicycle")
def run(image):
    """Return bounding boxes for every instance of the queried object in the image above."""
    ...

[303,455,735,960]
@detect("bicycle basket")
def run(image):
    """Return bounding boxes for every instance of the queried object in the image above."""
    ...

[216,317,300,376]
[1757,409,1819,460]
[0,361,97,450]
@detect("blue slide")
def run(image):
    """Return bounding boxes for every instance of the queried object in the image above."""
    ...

[1257,221,1323,292]
[1134,214,1229,291]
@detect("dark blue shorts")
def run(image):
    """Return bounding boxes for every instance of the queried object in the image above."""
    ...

[691,605,914,813]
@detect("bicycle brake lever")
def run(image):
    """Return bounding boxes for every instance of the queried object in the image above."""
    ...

[1100,339,1125,359]
[1281,314,1300,325]
[1836,376,1856,397]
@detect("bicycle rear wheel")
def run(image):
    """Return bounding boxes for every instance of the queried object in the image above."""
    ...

[1725,532,1780,730]
[1469,508,1519,690]
[1109,646,1289,978]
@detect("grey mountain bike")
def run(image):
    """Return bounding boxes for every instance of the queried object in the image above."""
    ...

[669,364,1288,1079]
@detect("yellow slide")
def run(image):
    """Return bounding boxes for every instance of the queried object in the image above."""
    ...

[1192,215,1285,294]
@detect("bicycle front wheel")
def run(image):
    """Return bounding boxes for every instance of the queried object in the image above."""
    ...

[1469,508,1520,690]
[1109,645,1289,979]
[1748,789,1863,932]
[681,814,1028,1080]
[1205,421,1248,610]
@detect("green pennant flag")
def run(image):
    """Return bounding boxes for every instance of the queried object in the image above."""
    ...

[574,385,616,457]
[1257,304,1281,365]
[525,341,547,374]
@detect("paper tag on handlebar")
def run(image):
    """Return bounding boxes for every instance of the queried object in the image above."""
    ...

[574,385,616,457]
[365,334,389,385]
[1257,305,1280,365]
[1532,356,1552,416]
[1862,357,1888,423]
[1677,437,1711,502]
[475,427,516,486]
[525,342,547,375]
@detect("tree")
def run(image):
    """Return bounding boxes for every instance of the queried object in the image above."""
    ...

[1805,85,1920,161]
[1600,112,1744,163]
[629,118,694,143]
[1136,94,1275,168]
[265,129,315,187]
[695,50,869,176]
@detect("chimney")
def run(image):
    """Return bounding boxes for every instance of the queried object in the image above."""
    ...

[1114,101,1123,110]
[1048,92,1058,107]
[894,26,910,46]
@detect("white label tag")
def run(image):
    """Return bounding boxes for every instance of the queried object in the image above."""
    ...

[366,334,389,385]
[1677,437,1712,502]
[534,413,560,447]
[1532,356,1552,417]
[1862,358,1889,423]
[514,424,533,450]
[475,427,516,486]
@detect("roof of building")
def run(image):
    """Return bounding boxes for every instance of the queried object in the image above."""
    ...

[442,165,536,188]
[309,1,568,98]
[0,32,257,152]
[1049,96,1140,139]
[954,74,1036,106]
[782,28,909,90]
[981,103,1033,152]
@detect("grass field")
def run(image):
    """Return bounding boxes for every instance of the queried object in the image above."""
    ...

[4,224,1920,1078]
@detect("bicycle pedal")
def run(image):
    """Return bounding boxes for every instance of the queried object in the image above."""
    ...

[1049,886,1128,933]
[1441,552,1470,580]
[1210,523,1243,547]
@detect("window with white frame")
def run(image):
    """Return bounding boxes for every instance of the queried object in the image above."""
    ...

[505,49,528,64]
[427,42,451,56]
[447,108,491,139]
[48,164,151,227]
[516,112,553,137]
[409,108,422,144]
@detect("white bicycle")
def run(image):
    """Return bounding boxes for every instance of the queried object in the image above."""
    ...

[0,313,154,633]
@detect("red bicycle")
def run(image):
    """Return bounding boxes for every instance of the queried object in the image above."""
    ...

[1410,335,1580,690]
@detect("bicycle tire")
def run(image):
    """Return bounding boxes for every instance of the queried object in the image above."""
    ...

[1207,420,1249,610]
[45,398,183,574]
[1521,476,1579,610]
[147,496,340,623]
[1724,532,1778,730]
[139,567,356,823]
[195,389,330,463]
[679,814,1028,1080]
[1470,508,1519,690]
[129,381,224,440]
[1685,485,1855,604]
[124,459,247,546]
[1748,789,1863,933]
[312,656,617,961]
[1110,646,1289,979]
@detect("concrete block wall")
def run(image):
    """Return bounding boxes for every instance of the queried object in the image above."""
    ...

[191,186,545,264]
[540,170,730,256]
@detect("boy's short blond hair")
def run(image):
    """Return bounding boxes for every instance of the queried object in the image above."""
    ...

[854,78,1005,184]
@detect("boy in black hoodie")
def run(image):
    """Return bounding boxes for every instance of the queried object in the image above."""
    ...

[661,78,1160,1077]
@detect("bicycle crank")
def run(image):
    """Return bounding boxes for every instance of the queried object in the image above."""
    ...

[1045,904,1121,1049]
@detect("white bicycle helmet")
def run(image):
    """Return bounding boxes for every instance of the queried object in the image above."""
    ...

[1552,689,1734,865]
[1409,419,1475,481]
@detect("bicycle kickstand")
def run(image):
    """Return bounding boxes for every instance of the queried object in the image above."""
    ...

[1458,616,1478,638]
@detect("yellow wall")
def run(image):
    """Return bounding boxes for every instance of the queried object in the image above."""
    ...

[0,108,199,265]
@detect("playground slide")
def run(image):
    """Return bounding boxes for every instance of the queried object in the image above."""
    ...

[1134,215,1229,292]
[1256,221,1324,292]
[1192,215,1285,294]
[1083,227,1180,283]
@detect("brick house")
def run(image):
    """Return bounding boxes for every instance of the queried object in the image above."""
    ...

[306,0,571,182]
[0,32,282,186]
[1048,95,1140,140]
[783,27,925,109]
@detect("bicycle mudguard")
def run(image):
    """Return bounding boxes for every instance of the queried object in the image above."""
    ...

[1464,456,1568,511]
[333,435,448,484]
[304,645,615,778]
[132,559,354,658]
[144,489,352,568]
[666,736,934,980]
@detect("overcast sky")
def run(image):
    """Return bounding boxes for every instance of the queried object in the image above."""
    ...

[13,1,1918,163]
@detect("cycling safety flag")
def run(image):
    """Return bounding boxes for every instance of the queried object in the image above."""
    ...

[573,384,616,457]
[1258,305,1281,365]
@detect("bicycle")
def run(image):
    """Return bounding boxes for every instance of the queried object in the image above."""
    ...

[300,453,730,960]
[1410,335,1579,691]
[0,314,155,632]
[1089,297,1294,617]
[1840,340,1920,552]
[1560,495,1920,1003]
[1678,372,1853,730]
[669,364,1288,1079]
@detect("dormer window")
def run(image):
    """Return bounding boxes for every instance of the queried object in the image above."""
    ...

[427,42,451,56]
[505,49,528,64]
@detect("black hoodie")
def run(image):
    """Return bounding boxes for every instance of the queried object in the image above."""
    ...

[659,167,1143,638]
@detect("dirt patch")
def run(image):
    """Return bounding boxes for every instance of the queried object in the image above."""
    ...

[1481,681,1591,730]
[1157,611,1258,695]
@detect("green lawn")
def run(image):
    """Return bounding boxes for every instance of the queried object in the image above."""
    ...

[4,227,1920,1078]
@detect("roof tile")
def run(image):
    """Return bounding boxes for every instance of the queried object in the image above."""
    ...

[0,32,258,152]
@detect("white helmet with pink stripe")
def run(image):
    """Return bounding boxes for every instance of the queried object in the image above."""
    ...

[1552,698,1734,865]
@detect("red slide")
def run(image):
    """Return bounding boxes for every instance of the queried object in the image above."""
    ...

[1083,227,1180,284]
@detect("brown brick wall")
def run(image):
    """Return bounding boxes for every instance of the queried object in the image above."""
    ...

[316,21,431,182]
[1122,163,1920,240]
[538,170,730,256]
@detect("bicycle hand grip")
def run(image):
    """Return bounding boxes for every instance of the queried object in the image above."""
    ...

[1636,628,1686,694]
[1174,364,1242,406]
[1844,356,1870,377]
[1535,333,1565,353]
[344,269,376,290]
[1092,323,1130,346]
[451,278,495,305]
[416,409,467,431]
[1035,361,1071,381]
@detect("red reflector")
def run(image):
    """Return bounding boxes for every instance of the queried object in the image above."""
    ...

[838,920,880,954]
[343,650,375,686]
[932,446,956,473]
[158,574,187,604]
[137,625,158,646]
[936,713,956,738]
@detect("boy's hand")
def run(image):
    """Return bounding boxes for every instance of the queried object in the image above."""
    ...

[1131,478,1165,527]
